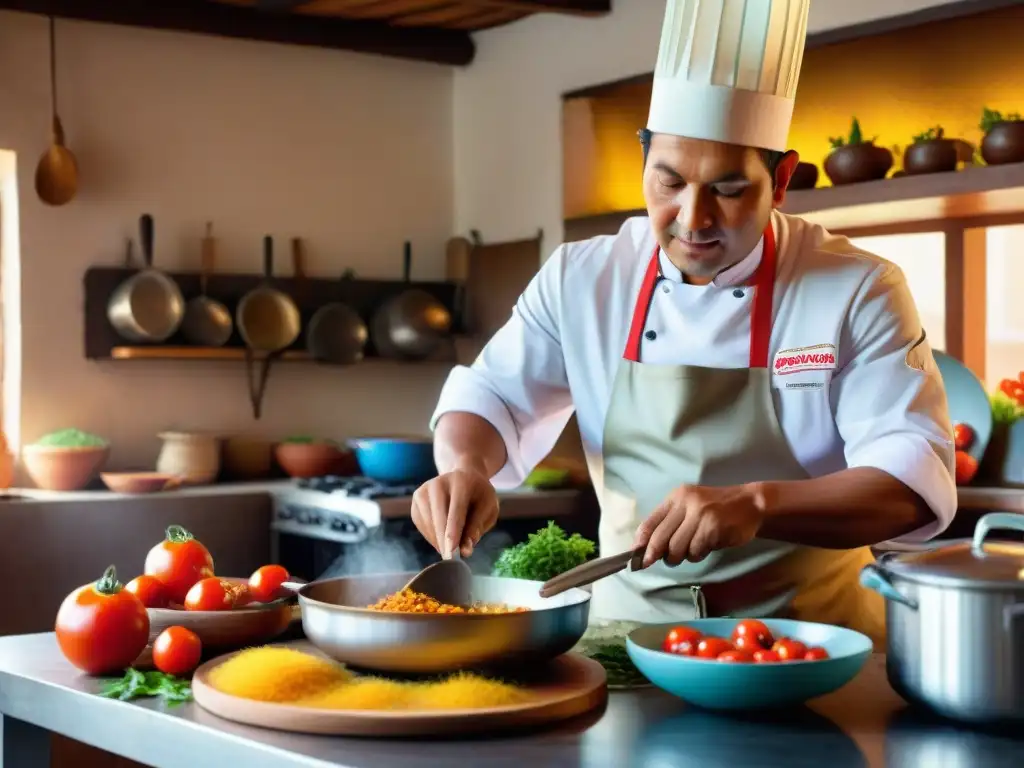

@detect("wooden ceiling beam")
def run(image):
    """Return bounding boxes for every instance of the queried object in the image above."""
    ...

[457,0,611,15]
[0,0,476,66]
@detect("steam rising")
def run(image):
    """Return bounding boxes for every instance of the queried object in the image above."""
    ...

[318,527,516,580]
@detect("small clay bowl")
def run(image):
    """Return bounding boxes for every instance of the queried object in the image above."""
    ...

[275,441,348,478]
[824,143,893,186]
[146,577,296,650]
[22,444,109,491]
[903,138,959,175]
[101,472,178,494]
[788,162,819,190]
[981,121,1024,165]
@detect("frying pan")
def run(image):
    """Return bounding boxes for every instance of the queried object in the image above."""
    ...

[305,244,368,365]
[180,222,232,347]
[107,214,185,342]
[371,241,452,361]
[236,236,301,419]
[284,572,590,674]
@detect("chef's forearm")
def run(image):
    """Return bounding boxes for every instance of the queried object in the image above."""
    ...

[751,467,935,548]
[433,412,509,478]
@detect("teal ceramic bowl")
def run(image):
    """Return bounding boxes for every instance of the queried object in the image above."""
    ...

[626,619,872,711]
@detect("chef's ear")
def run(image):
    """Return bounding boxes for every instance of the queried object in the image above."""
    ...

[771,151,801,206]
[637,128,653,169]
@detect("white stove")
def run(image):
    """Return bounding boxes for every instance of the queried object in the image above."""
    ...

[269,475,423,544]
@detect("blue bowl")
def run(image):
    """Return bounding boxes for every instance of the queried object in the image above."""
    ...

[348,437,437,485]
[626,618,872,711]
[933,350,993,463]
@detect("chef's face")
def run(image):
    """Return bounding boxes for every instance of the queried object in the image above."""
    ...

[643,133,799,284]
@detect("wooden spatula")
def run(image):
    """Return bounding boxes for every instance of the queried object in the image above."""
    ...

[539,547,645,599]
[402,550,473,607]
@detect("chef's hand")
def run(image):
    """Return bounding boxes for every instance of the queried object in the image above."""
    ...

[411,463,499,559]
[633,483,765,568]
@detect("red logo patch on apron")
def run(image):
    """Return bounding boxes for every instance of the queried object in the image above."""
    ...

[772,344,837,375]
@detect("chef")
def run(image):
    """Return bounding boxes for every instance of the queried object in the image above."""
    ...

[411,0,956,645]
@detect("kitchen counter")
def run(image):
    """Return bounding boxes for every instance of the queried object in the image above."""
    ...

[1,635,1021,768]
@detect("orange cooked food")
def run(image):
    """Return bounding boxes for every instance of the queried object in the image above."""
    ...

[367,588,528,615]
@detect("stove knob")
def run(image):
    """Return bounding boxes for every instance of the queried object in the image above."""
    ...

[310,512,323,525]
[278,507,294,520]
[296,510,310,524]
[330,517,345,530]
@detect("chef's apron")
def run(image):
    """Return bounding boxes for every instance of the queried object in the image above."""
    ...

[586,225,886,649]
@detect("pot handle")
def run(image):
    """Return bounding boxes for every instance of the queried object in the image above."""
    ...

[971,512,1024,557]
[860,563,918,610]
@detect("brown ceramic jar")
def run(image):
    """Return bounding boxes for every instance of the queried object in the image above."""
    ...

[824,143,894,185]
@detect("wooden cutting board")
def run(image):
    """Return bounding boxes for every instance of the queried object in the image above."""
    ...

[191,645,608,737]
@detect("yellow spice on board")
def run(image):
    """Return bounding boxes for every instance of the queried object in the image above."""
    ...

[297,679,414,710]
[207,647,352,703]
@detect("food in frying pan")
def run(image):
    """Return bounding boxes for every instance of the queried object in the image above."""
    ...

[366,588,527,615]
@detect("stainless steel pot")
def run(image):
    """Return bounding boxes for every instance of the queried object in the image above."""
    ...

[372,241,452,361]
[860,512,1024,724]
[107,214,185,342]
[289,571,590,674]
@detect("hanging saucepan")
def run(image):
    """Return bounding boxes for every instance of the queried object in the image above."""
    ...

[235,236,301,420]
[307,269,368,365]
[372,241,452,361]
[180,222,233,347]
[107,214,185,342]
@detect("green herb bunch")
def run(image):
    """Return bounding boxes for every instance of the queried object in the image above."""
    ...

[99,669,192,706]
[911,126,945,143]
[586,644,648,688]
[829,117,877,150]
[492,521,595,582]
[980,107,1023,134]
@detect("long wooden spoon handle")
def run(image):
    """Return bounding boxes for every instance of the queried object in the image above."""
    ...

[539,547,645,599]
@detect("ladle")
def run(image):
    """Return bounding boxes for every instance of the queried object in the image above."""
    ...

[34,15,78,207]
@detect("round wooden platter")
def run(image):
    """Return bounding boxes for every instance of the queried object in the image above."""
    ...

[191,649,609,738]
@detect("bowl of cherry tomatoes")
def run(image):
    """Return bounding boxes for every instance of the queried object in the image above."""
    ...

[625,618,872,710]
[126,526,297,651]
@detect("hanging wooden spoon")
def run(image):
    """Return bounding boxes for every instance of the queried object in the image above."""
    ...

[34,15,78,207]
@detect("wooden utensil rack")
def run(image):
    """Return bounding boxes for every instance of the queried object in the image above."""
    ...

[83,266,463,362]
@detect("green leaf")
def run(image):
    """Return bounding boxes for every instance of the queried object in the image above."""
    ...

[97,669,192,704]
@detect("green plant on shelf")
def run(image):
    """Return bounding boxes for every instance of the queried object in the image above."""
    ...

[911,126,945,143]
[828,117,878,150]
[980,107,1023,134]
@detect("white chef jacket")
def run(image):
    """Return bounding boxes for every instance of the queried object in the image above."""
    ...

[431,211,957,543]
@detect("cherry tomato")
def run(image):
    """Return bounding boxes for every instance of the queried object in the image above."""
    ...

[804,647,830,661]
[249,565,290,604]
[955,450,979,486]
[717,649,753,663]
[663,626,702,654]
[125,575,170,609]
[752,649,780,663]
[184,577,252,611]
[731,619,774,649]
[152,626,202,677]
[696,637,733,659]
[55,566,150,675]
[772,638,808,661]
[953,423,975,452]
[144,525,215,605]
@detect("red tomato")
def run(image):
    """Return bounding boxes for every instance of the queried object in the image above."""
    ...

[125,575,170,609]
[152,626,202,677]
[184,578,248,611]
[752,649,780,663]
[953,423,975,452]
[772,638,808,662]
[249,564,291,604]
[696,637,733,659]
[731,619,774,649]
[999,378,1024,402]
[55,566,150,675]
[717,649,753,663]
[804,647,830,661]
[955,450,979,486]
[144,525,215,605]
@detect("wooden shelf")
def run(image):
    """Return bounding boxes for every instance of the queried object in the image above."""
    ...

[109,346,313,362]
[564,162,1024,241]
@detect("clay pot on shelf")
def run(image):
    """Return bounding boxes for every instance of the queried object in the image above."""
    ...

[787,162,818,190]
[902,138,959,175]
[981,121,1024,165]
[823,143,894,186]
[275,441,355,479]
[156,432,221,485]
[22,444,109,491]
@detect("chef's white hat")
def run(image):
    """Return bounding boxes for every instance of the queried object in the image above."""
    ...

[647,0,810,152]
